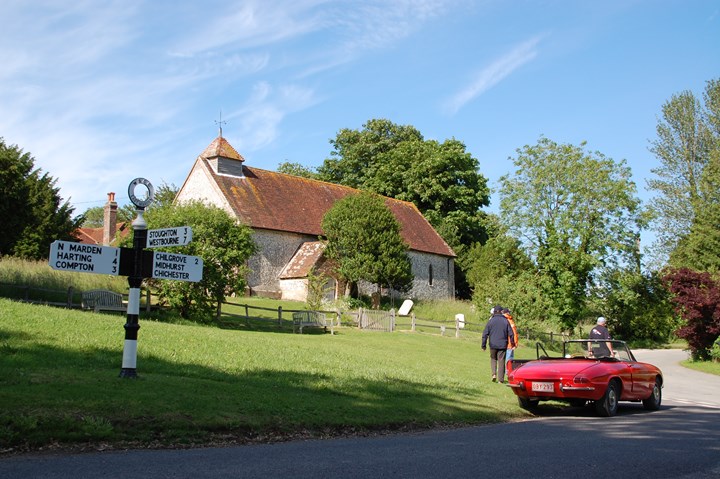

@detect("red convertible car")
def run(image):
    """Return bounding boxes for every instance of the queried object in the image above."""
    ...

[506,339,663,417]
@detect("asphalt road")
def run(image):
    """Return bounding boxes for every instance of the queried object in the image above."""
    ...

[2,349,719,479]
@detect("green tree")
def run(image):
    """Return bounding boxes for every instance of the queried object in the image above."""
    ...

[321,192,413,303]
[141,201,255,322]
[81,181,179,228]
[81,207,106,228]
[0,138,81,259]
[81,205,134,228]
[317,119,424,189]
[466,216,558,332]
[648,78,720,263]
[150,181,180,209]
[305,267,328,311]
[277,162,318,179]
[591,268,677,343]
[663,267,720,360]
[669,151,720,272]
[317,118,490,298]
[499,137,644,331]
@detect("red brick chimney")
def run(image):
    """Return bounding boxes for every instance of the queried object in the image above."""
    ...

[102,192,117,246]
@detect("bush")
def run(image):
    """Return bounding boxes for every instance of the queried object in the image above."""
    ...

[712,339,720,363]
[663,268,720,360]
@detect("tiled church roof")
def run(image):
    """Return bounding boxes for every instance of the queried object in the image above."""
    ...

[200,136,244,162]
[198,144,455,258]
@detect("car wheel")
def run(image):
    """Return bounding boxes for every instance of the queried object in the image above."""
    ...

[518,396,539,412]
[595,380,619,417]
[642,377,662,411]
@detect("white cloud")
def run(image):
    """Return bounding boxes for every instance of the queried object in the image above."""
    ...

[0,0,462,208]
[227,82,319,152]
[443,35,543,115]
[173,0,331,56]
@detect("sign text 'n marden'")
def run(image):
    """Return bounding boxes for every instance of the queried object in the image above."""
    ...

[49,240,120,275]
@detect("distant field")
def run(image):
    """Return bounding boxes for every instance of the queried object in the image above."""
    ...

[0,298,530,453]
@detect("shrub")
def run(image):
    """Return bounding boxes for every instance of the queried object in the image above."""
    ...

[663,268,720,360]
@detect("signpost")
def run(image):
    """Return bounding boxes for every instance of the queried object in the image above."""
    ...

[146,226,193,248]
[48,178,204,379]
[152,251,203,282]
[49,241,120,275]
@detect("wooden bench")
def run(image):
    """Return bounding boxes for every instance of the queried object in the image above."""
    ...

[81,289,126,313]
[292,311,334,334]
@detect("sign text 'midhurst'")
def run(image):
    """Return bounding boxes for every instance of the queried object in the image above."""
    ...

[152,251,203,282]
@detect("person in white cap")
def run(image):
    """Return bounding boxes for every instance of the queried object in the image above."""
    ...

[588,316,613,357]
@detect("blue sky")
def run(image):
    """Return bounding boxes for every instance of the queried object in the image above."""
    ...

[1,0,718,229]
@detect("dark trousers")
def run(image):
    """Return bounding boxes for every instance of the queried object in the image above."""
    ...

[489,348,507,381]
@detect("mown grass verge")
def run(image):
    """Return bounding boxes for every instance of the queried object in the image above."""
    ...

[681,359,720,375]
[0,298,530,454]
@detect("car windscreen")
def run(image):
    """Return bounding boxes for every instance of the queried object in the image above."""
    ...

[563,340,633,361]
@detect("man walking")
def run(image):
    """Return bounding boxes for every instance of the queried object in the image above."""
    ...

[482,305,516,383]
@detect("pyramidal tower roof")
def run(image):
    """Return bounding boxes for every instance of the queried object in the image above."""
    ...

[200,135,244,162]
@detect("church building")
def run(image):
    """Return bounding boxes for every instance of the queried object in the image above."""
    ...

[174,135,456,302]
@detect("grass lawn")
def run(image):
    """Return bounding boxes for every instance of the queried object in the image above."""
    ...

[681,359,720,375]
[0,298,529,454]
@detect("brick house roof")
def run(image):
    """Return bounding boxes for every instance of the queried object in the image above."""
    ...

[196,149,455,258]
[76,223,129,245]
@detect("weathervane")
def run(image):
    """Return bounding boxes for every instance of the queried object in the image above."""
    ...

[215,110,227,138]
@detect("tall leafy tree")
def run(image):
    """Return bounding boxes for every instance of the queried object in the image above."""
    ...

[276,161,318,179]
[140,201,256,322]
[316,118,490,298]
[647,78,720,262]
[151,181,180,209]
[81,182,178,228]
[669,151,720,272]
[81,205,134,228]
[321,192,413,301]
[0,138,81,259]
[317,119,424,189]
[592,268,676,343]
[499,137,644,330]
[466,224,556,332]
[317,119,489,247]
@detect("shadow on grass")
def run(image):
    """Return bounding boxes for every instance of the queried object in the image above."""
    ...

[0,327,502,452]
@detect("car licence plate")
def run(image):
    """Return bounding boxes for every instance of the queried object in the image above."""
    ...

[531,382,554,392]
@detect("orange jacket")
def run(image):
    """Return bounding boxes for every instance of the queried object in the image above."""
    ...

[505,314,519,349]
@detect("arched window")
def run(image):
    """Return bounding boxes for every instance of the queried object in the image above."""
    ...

[428,264,433,286]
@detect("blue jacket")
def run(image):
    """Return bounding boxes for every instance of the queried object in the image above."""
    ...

[482,314,515,349]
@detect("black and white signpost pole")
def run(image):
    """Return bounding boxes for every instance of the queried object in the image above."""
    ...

[120,178,155,378]
[48,177,203,378]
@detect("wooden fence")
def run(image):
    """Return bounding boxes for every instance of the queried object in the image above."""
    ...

[217,301,572,343]
[217,301,342,331]
[0,282,152,311]
[2,285,569,343]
